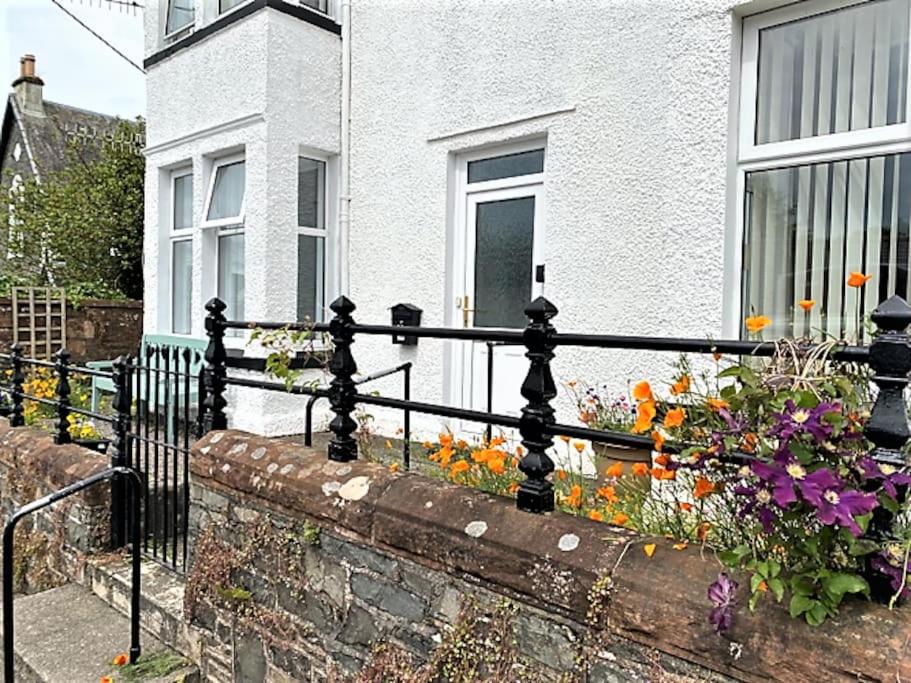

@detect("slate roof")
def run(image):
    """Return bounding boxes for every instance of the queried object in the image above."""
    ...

[0,94,128,180]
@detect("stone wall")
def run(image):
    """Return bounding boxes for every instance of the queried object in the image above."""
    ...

[0,420,111,594]
[189,430,911,683]
[0,297,143,362]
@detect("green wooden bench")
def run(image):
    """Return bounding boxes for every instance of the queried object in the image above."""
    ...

[87,334,207,417]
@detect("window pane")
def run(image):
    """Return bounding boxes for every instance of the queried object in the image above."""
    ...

[743,152,911,341]
[207,161,245,222]
[301,0,328,12]
[467,149,545,183]
[298,158,326,229]
[172,239,192,334]
[297,235,325,322]
[173,174,193,230]
[473,196,535,329]
[219,0,245,13]
[166,0,194,34]
[218,233,245,321]
[756,0,909,144]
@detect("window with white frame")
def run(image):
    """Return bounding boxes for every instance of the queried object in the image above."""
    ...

[738,0,911,341]
[203,155,246,322]
[165,0,194,36]
[170,170,193,335]
[297,157,327,322]
[219,0,247,14]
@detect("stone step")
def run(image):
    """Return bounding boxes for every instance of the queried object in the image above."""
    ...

[2,583,199,682]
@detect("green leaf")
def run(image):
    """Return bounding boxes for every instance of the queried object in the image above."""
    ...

[847,538,880,557]
[805,602,828,626]
[790,575,815,597]
[824,573,870,599]
[789,594,815,618]
[751,573,766,594]
[767,577,785,602]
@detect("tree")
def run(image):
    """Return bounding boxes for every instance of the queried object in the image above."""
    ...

[1,118,145,300]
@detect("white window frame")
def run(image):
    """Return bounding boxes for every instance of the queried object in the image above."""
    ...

[218,0,251,16]
[202,153,246,230]
[726,0,911,335]
[297,154,329,323]
[164,0,195,39]
[169,168,194,335]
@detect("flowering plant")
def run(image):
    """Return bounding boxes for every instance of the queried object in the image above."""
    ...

[565,382,636,433]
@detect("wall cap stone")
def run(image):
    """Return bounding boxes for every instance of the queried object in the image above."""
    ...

[190,430,911,682]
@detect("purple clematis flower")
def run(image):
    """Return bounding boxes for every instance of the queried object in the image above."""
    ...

[734,482,777,534]
[871,546,911,599]
[859,457,911,499]
[750,458,810,507]
[800,468,878,536]
[707,573,738,634]
[768,400,839,444]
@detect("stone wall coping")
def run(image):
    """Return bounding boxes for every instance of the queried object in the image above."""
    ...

[0,420,111,505]
[190,430,911,682]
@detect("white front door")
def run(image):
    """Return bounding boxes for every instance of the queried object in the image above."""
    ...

[451,151,545,428]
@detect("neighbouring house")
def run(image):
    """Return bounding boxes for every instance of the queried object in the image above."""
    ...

[142,0,911,437]
[0,55,138,258]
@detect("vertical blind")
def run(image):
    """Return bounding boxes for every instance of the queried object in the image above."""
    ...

[743,152,911,340]
[756,0,909,145]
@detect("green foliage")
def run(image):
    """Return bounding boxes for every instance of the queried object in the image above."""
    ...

[1,119,145,299]
[112,652,189,681]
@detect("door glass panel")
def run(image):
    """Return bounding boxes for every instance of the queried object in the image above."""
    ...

[468,149,544,183]
[473,196,535,329]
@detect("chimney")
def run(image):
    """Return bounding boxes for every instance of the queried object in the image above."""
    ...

[12,54,44,117]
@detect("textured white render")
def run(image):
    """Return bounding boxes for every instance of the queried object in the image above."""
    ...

[143,0,768,441]
[344,0,749,438]
[143,4,340,434]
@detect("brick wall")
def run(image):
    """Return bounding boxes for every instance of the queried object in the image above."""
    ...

[188,431,911,682]
[0,297,142,363]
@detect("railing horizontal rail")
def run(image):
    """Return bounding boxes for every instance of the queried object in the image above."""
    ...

[68,365,115,380]
[222,320,331,333]
[67,404,117,424]
[354,392,522,429]
[356,362,412,385]
[224,375,329,397]
[350,323,524,343]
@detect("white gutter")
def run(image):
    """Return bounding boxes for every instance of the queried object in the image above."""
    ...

[338,0,352,296]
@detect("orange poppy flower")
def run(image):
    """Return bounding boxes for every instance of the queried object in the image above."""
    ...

[693,477,715,499]
[663,407,686,428]
[565,484,583,508]
[389,462,400,473]
[632,380,653,402]
[101,678,114,683]
[847,272,873,287]
[596,485,618,504]
[706,397,729,412]
[742,432,758,453]
[651,467,676,481]
[798,299,816,312]
[559,435,570,443]
[605,462,624,479]
[631,399,657,434]
[631,462,650,477]
[456,439,469,450]
[112,653,129,667]
[515,445,524,457]
[471,448,491,464]
[651,429,666,452]
[712,351,723,362]
[588,510,604,522]
[487,457,506,475]
[670,375,690,395]
[489,436,506,447]
[573,441,585,453]
[745,315,772,334]
[439,433,454,448]
[678,501,693,512]
[508,482,519,494]
[654,453,670,467]
[449,460,470,476]
[612,512,629,526]
[556,470,567,481]
[696,522,711,542]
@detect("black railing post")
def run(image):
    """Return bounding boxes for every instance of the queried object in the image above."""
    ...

[110,355,132,548]
[517,297,558,513]
[53,348,71,445]
[327,296,358,462]
[8,344,24,427]
[863,295,911,603]
[202,298,228,433]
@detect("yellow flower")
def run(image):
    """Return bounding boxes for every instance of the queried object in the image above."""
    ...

[745,315,771,334]
[389,462,399,473]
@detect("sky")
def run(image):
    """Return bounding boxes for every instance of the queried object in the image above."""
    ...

[1,0,144,118]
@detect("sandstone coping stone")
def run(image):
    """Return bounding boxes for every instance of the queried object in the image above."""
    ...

[0,420,110,506]
[190,430,911,683]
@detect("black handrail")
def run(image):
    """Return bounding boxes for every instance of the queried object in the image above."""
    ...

[2,466,143,683]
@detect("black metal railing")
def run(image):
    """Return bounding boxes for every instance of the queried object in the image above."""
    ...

[199,294,911,601]
[0,343,202,572]
[2,466,143,683]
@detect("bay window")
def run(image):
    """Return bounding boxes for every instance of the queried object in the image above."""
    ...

[204,155,245,322]
[297,157,326,322]
[738,0,911,340]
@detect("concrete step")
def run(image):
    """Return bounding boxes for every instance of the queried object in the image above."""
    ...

[3,583,198,682]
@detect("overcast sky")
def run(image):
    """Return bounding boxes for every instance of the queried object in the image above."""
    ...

[1,0,144,118]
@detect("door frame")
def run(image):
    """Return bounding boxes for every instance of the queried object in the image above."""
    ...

[447,139,546,412]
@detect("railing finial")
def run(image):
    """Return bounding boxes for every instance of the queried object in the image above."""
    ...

[202,297,228,433]
[328,295,358,462]
[517,296,559,513]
